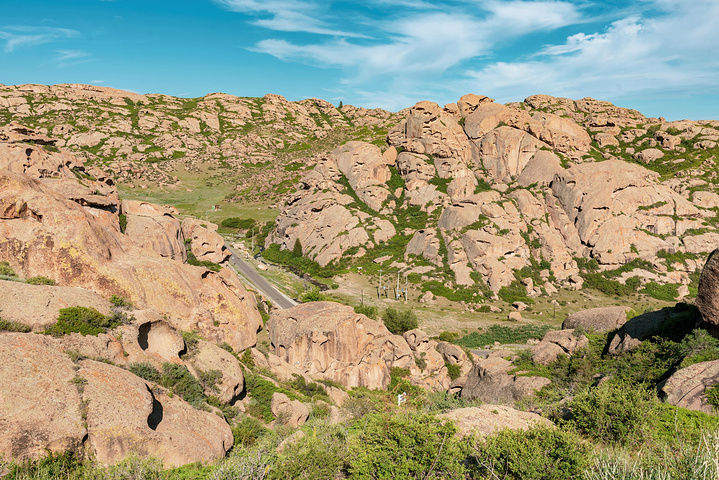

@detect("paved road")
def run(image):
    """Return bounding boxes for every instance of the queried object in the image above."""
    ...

[225,244,297,309]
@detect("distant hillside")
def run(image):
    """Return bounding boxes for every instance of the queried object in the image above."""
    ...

[0,83,401,212]
[265,93,719,305]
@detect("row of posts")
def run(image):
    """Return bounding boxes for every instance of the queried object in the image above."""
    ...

[377,268,408,302]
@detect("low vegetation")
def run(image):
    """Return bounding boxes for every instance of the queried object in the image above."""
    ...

[44,306,124,337]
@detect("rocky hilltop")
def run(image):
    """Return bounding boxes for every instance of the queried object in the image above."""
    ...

[269,93,719,300]
[0,84,400,202]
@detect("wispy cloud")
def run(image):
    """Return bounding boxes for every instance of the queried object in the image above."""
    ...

[0,26,80,53]
[212,0,365,36]
[464,0,719,107]
[55,49,90,67]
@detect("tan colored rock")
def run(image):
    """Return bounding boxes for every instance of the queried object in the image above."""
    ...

[181,217,228,264]
[476,126,550,182]
[659,360,719,413]
[531,329,588,365]
[527,112,592,154]
[0,280,111,330]
[189,340,244,404]
[464,103,531,140]
[693,191,719,209]
[439,405,552,438]
[516,149,563,187]
[267,302,413,390]
[697,250,719,327]
[271,392,309,427]
[457,94,494,118]
[125,214,186,262]
[334,141,393,212]
[460,357,551,403]
[0,333,85,461]
[0,170,262,352]
[405,229,441,266]
[80,360,233,467]
[562,306,631,332]
[399,101,472,163]
[634,148,665,163]
[684,233,719,254]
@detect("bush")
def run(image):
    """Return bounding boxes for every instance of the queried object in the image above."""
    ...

[300,287,327,303]
[565,380,658,447]
[382,308,418,334]
[109,294,133,308]
[641,281,679,302]
[160,362,205,406]
[221,217,256,230]
[45,306,119,337]
[118,213,127,233]
[445,362,461,381]
[0,261,17,277]
[128,362,161,383]
[456,324,555,348]
[273,423,348,479]
[26,276,56,285]
[186,250,222,272]
[232,415,269,447]
[469,425,590,480]
[498,280,533,304]
[347,413,466,479]
[0,318,31,333]
[354,304,378,319]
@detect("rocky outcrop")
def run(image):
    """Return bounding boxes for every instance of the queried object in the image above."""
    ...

[0,280,111,330]
[608,304,700,355]
[268,302,447,390]
[531,329,589,365]
[659,360,719,414]
[181,217,229,264]
[0,333,85,461]
[271,392,309,428]
[188,340,245,404]
[334,142,394,212]
[562,306,631,333]
[0,333,233,466]
[0,167,262,351]
[122,200,186,262]
[439,405,552,438]
[696,250,719,327]
[460,356,550,404]
[80,359,233,467]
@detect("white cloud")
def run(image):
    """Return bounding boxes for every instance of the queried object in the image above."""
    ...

[55,49,90,67]
[213,0,363,36]
[465,1,719,105]
[0,26,80,53]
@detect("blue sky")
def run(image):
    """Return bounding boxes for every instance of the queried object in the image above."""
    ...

[1,0,718,120]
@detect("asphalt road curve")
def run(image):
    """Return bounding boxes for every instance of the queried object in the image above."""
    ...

[226,245,296,309]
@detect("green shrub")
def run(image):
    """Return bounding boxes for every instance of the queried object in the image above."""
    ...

[244,373,297,421]
[232,415,268,447]
[160,362,205,406]
[565,380,658,447]
[469,425,590,480]
[290,374,328,401]
[181,330,201,353]
[445,362,461,381]
[273,423,348,479]
[456,324,555,348]
[300,287,327,302]
[128,362,161,383]
[498,280,533,304]
[0,261,17,277]
[221,217,256,230]
[438,331,459,342]
[0,319,31,333]
[641,281,679,302]
[197,369,223,392]
[347,413,466,479]
[382,308,418,334]
[26,276,56,286]
[354,304,378,319]
[118,213,127,233]
[186,250,222,272]
[109,294,133,308]
[45,306,119,337]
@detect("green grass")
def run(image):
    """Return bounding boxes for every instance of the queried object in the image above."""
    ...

[456,324,555,348]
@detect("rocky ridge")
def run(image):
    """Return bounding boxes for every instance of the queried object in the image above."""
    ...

[269,93,719,300]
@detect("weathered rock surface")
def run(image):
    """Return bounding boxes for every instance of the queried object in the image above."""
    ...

[181,217,229,264]
[439,405,553,438]
[0,280,111,330]
[268,302,446,390]
[531,329,589,365]
[659,360,719,413]
[0,168,262,351]
[123,200,186,262]
[271,392,309,427]
[188,340,245,404]
[562,306,631,333]
[609,305,700,355]
[696,250,719,327]
[0,333,85,460]
[460,356,551,404]
[80,359,233,467]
